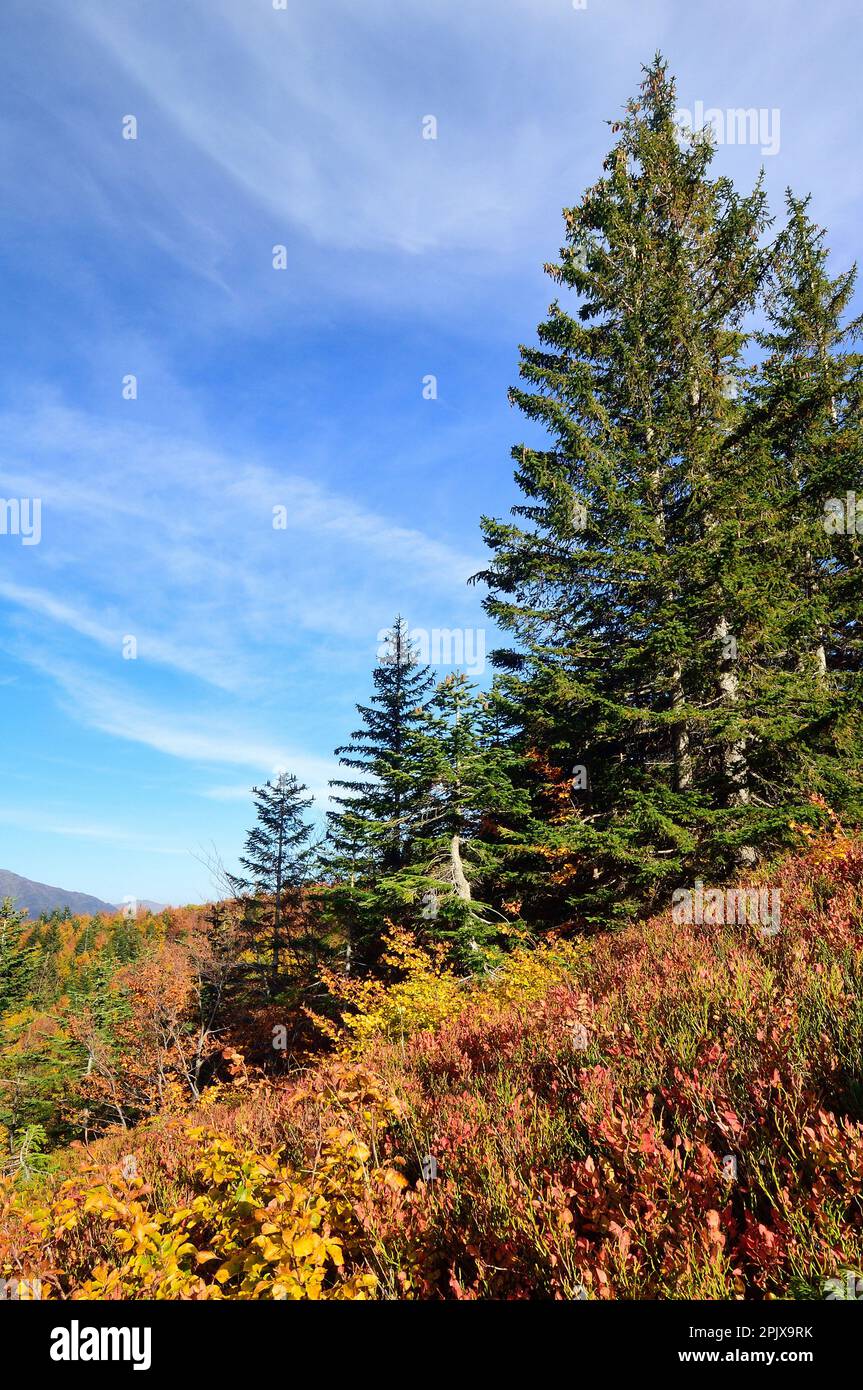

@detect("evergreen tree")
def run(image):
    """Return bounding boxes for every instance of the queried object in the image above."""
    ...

[68,955,130,1038]
[232,773,317,998]
[323,617,434,968]
[0,899,83,1150]
[407,673,531,964]
[476,56,804,924]
[0,899,38,1016]
[743,193,863,823]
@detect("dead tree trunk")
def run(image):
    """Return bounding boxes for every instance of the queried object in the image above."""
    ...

[715,614,756,867]
[450,834,472,902]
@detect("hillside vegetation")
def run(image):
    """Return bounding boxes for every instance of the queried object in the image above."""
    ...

[1,825,862,1300]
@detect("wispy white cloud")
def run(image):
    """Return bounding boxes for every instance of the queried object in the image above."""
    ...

[0,402,482,698]
[14,651,340,806]
[0,583,116,648]
[23,657,291,769]
[30,0,854,284]
[200,759,337,809]
[0,805,189,856]
[68,0,575,261]
[0,579,247,693]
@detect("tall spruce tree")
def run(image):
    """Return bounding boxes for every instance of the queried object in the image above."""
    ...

[322,618,434,968]
[232,773,317,999]
[742,193,863,823]
[475,57,843,925]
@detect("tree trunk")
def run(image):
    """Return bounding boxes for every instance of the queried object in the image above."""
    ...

[670,660,693,791]
[714,615,756,867]
[649,449,692,795]
[450,834,472,901]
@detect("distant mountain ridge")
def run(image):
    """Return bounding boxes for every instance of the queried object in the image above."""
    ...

[0,869,118,919]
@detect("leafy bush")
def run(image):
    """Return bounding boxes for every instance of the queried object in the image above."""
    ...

[2,829,863,1300]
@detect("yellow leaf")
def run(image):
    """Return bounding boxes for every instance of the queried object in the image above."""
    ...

[292,1233,319,1259]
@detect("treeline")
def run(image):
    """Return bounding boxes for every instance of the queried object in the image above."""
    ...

[0,904,177,1162]
[0,898,268,1165]
[226,627,531,989]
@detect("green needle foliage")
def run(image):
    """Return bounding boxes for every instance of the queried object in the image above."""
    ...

[476,56,862,927]
[232,772,319,999]
[406,672,532,965]
[322,617,435,968]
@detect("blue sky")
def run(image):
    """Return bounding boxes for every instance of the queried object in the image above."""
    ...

[1,0,861,905]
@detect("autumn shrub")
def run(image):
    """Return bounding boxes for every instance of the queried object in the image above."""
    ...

[0,1067,404,1299]
[2,828,863,1300]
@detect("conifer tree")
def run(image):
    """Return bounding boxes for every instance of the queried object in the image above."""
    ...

[322,618,434,968]
[232,773,317,998]
[0,899,38,1017]
[476,56,787,923]
[406,673,531,963]
[744,193,863,823]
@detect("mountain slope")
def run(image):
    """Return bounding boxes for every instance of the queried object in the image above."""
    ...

[2,827,861,1299]
[0,868,116,919]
